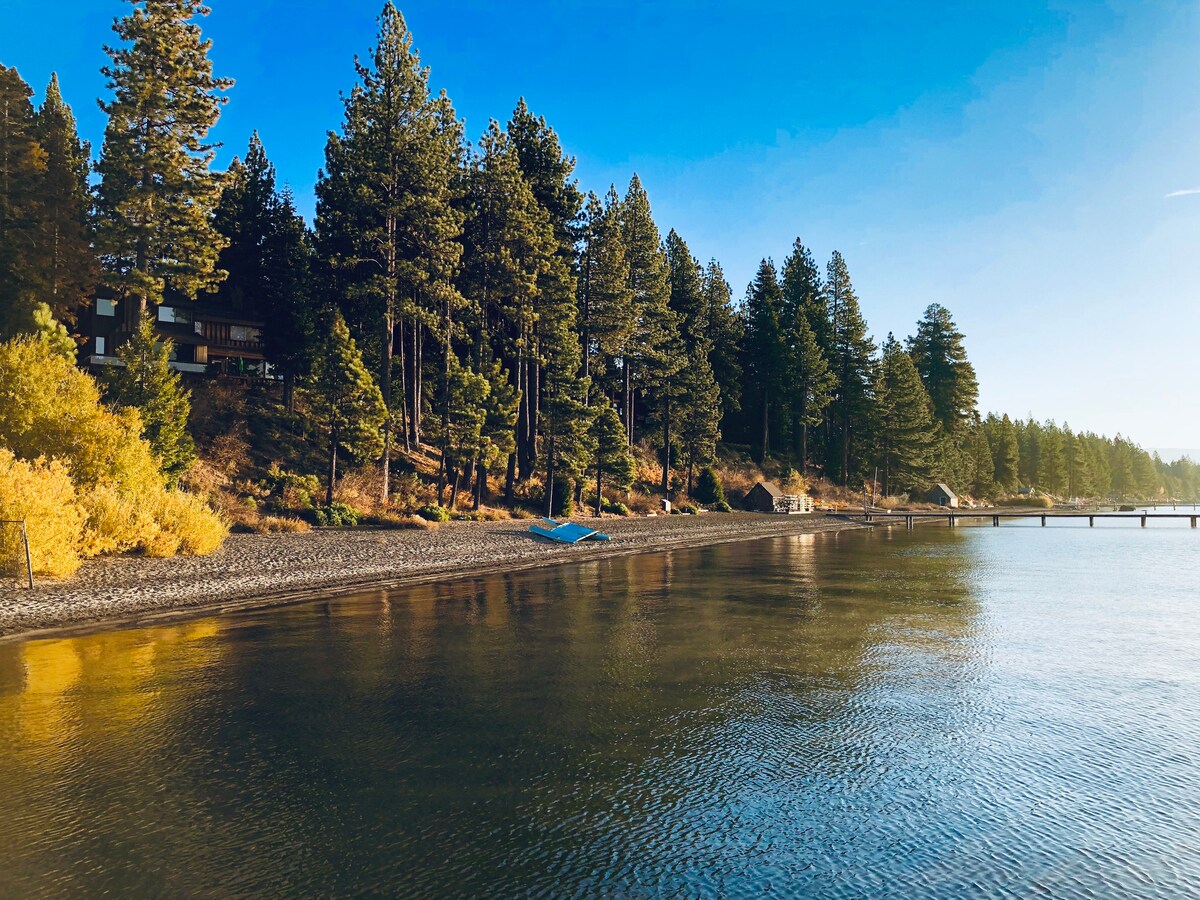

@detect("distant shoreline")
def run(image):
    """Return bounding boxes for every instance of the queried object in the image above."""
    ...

[0,513,866,643]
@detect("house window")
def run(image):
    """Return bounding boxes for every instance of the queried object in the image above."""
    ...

[95,336,106,355]
[231,325,259,342]
[96,298,116,317]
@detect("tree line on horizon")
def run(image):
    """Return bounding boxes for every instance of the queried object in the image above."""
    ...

[1,0,1196,511]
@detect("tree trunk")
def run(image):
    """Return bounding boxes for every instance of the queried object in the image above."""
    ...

[660,401,671,497]
[800,421,808,478]
[595,466,603,517]
[380,311,393,503]
[474,457,485,511]
[283,372,295,414]
[436,451,447,507]
[760,389,770,464]
[325,432,338,507]
[841,415,850,486]
[505,452,517,505]
[543,439,556,517]
[398,317,410,452]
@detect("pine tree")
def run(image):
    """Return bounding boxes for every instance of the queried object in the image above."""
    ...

[968,423,995,498]
[262,189,318,410]
[780,238,832,468]
[826,251,876,484]
[590,401,634,515]
[430,358,489,507]
[31,302,76,361]
[1066,430,1091,498]
[577,188,633,401]
[0,65,44,337]
[95,0,232,327]
[676,346,722,495]
[742,259,786,463]
[907,304,978,435]
[780,240,827,344]
[873,334,935,495]
[506,101,585,494]
[31,74,96,324]
[663,229,718,495]
[308,311,387,506]
[538,253,591,515]
[990,413,1020,493]
[210,134,276,316]
[106,314,197,485]
[1039,422,1067,496]
[471,358,519,509]
[315,2,465,496]
[619,175,679,446]
[211,137,317,409]
[703,260,742,427]
[459,120,548,495]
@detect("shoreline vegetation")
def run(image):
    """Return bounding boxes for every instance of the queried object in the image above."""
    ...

[3,2,1198,590]
[0,514,863,642]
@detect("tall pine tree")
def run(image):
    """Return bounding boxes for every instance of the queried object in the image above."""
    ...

[907,303,978,434]
[741,259,786,463]
[826,251,875,485]
[95,0,232,327]
[0,65,44,337]
[32,73,96,324]
[315,2,465,497]
[872,334,935,495]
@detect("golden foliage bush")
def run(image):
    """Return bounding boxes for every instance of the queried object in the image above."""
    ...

[0,450,84,578]
[0,338,229,575]
[0,337,162,491]
[148,490,228,556]
[78,485,160,557]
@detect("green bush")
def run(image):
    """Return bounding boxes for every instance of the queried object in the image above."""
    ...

[693,467,725,505]
[712,500,732,513]
[260,466,322,511]
[312,503,360,527]
[416,503,452,523]
[680,503,698,515]
[602,500,630,516]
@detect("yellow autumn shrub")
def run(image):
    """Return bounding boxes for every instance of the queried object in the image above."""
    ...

[78,485,161,558]
[0,449,85,578]
[0,337,228,575]
[0,337,162,491]
[148,490,228,556]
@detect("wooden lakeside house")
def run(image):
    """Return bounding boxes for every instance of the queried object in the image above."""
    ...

[79,289,270,378]
[929,483,959,508]
[745,481,814,514]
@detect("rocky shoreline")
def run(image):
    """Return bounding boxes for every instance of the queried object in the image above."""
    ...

[0,513,866,641]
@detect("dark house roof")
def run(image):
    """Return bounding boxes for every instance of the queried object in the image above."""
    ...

[752,481,784,498]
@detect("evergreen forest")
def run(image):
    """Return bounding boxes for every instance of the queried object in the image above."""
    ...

[2,0,1197,534]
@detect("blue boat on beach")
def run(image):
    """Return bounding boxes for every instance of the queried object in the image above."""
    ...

[528,518,611,544]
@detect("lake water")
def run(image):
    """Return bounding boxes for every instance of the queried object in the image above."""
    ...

[2,517,1199,897]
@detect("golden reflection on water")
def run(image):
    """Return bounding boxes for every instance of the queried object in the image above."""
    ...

[2,621,224,760]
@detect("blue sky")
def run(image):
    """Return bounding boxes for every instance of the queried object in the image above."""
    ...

[3,0,1199,449]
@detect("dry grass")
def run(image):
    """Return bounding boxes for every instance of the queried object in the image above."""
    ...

[251,515,312,534]
[360,512,439,531]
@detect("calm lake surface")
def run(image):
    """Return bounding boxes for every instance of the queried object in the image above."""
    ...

[2,517,1200,897]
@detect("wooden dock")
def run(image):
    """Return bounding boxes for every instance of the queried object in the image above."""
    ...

[857,511,1200,529]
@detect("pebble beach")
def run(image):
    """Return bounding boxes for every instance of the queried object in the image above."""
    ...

[0,512,864,640]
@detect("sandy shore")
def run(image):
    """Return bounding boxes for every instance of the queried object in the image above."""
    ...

[0,513,864,641]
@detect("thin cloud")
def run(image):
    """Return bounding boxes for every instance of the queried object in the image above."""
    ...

[1165,188,1200,198]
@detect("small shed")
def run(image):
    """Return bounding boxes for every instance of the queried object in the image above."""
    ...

[745,481,784,512]
[929,483,959,508]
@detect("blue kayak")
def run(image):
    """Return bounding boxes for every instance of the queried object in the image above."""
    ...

[529,518,611,544]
